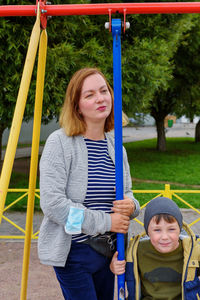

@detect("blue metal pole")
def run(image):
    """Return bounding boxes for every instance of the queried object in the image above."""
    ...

[112,19,125,300]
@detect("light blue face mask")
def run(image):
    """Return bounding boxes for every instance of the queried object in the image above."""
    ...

[64,206,85,234]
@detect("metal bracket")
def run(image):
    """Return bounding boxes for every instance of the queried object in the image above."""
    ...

[35,0,48,29]
[105,8,130,33]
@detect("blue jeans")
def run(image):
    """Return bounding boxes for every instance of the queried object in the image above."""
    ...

[54,241,115,300]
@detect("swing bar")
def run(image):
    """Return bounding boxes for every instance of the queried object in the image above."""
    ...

[1,2,200,17]
[112,19,125,300]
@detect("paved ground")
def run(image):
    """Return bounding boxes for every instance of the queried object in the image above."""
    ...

[0,242,63,300]
[0,123,198,299]
[122,122,195,142]
[1,208,200,300]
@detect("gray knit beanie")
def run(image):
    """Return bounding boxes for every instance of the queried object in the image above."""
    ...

[144,197,182,234]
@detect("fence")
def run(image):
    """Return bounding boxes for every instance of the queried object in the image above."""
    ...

[0,184,200,239]
[0,188,40,240]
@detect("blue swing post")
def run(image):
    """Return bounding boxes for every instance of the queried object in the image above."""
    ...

[112,18,125,300]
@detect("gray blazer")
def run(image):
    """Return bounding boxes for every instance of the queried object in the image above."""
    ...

[38,128,140,266]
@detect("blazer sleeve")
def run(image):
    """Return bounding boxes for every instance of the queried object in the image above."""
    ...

[39,132,111,235]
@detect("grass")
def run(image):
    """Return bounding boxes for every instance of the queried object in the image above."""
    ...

[4,137,200,211]
[125,137,200,185]
[124,137,200,208]
[5,172,40,211]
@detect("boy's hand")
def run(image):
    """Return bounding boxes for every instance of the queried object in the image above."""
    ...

[112,195,135,216]
[110,251,126,275]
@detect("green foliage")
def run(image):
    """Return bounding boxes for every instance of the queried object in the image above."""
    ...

[1,0,200,153]
[122,10,196,116]
[172,15,200,121]
[27,1,114,124]
[0,0,114,148]
[0,1,34,134]
[116,2,199,150]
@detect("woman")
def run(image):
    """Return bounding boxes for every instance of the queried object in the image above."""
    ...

[38,67,140,300]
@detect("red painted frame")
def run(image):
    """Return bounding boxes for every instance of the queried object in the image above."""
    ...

[1,2,200,17]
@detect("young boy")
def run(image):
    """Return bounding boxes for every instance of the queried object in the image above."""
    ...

[110,197,200,300]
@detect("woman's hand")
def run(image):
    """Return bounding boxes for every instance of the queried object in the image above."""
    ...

[112,195,135,217]
[110,251,126,275]
[110,213,130,233]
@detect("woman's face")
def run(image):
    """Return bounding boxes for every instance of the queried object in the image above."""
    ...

[78,73,112,126]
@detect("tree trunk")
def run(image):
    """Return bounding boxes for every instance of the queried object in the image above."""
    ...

[155,119,166,151]
[195,120,200,143]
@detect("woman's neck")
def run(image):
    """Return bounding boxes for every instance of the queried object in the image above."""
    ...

[84,126,105,141]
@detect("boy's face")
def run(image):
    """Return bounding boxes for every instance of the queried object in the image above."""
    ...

[148,217,180,253]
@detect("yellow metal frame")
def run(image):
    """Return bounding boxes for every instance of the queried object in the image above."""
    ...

[1,184,200,240]
[20,28,47,300]
[0,4,48,300]
[133,184,200,227]
[0,5,41,224]
[0,188,40,239]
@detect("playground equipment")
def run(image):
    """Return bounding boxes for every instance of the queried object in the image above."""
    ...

[1,1,200,300]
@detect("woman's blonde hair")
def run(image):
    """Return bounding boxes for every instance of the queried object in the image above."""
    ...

[59,67,128,136]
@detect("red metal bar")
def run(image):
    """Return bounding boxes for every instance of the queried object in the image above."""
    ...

[0,5,36,17]
[1,3,200,17]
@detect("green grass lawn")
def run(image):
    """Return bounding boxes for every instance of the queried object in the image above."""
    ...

[5,171,40,211]
[125,137,200,185]
[124,137,200,207]
[4,137,200,211]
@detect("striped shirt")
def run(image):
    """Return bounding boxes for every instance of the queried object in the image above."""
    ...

[72,137,116,242]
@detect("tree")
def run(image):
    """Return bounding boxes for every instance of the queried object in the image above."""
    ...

[43,0,200,149]
[195,120,200,142]
[172,15,200,143]
[1,0,199,158]
[0,0,35,159]
[149,89,177,151]
[121,10,196,151]
[0,0,113,159]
